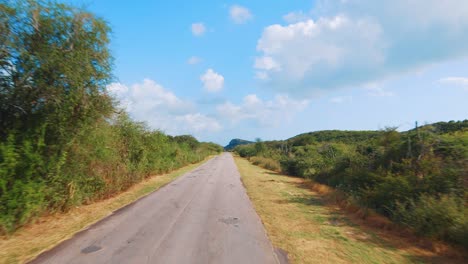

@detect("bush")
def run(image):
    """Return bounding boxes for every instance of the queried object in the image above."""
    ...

[0,134,48,233]
[280,157,313,177]
[235,123,467,247]
[250,157,281,172]
[393,195,467,247]
[0,116,222,234]
[0,1,223,234]
[235,145,257,158]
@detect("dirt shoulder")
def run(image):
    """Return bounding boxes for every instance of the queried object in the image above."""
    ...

[0,157,214,264]
[234,156,466,264]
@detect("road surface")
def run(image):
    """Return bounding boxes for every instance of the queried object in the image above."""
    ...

[30,153,281,264]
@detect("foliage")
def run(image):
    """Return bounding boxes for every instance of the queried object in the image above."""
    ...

[249,156,280,172]
[393,195,467,247]
[0,0,114,143]
[289,130,384,146]
[0,1,222,234]
[235,120,468,247]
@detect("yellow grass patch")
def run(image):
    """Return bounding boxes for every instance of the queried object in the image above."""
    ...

[0,156,215,264]
[234,156,465,264]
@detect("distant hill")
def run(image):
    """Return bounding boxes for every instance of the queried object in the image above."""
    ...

[287,130,384,146]
[285,120,468,147]
[224,138,254,151]
[407,120,468,134]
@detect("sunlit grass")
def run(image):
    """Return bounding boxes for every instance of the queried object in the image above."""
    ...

[0,156,215,264]
[234,156,463,264]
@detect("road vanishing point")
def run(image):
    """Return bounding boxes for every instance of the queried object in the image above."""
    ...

[30,153,283,264]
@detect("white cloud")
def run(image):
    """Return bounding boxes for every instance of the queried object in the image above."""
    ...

[217,94,308,127]
[254,56,282,81]
[200,69,224,92]
[187,56,202,65]
[283,11,309,23]
[229,5,253,24]
[255,0,468,96]
[107,82,128,96]
[175,113,221,132]
[439,77,468,91]
[191,23,206,36]
[254,56,281,71]
[107,79,221,135]
[330,96,352,103]
[255,71,269,80]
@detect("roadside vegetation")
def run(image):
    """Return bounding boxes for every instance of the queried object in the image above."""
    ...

[234,121,468,249]
[0,158,212,264]
[0,1,222,235]
[235,157,465,264]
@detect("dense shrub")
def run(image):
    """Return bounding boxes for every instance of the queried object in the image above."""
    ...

[235,144,257,158]
[236,122,467,247]
[250,156,281,172]
[0,115,222,234]
[393,195,467,247]
[0,1,222,234]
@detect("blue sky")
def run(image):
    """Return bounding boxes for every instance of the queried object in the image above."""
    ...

[68,0,467,144]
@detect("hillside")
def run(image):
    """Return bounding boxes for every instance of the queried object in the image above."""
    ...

[288,130,384,146]
[286,120,468,146]
[234,120,468,249]
[407,120,468,134]
[224,138,254,151]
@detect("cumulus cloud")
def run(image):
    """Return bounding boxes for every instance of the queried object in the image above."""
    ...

[255,0,468,96]
[229,5,253,24]
[283,11,309,23]
[200,69,224,92]
[175,113,221,132]
[217,94,308,127]
[255,71,269,80]
[187,56,202,65]
[254,56,281,71]
[191,23,206,36]
[107,79,221,135]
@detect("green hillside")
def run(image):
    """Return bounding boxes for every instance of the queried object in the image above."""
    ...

[224,138,254,151]
[234,120,468,248]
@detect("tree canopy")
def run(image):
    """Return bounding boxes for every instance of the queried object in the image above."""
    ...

[0,0,113,144]
[0,1,222,234]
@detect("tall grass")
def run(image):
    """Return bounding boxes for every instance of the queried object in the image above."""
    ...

[0,114,222,234]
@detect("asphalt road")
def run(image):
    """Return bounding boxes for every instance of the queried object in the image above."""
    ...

[30,153,281,264]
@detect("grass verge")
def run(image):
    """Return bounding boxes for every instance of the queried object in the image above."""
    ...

[0,156,215,264]
[234,156,465,264]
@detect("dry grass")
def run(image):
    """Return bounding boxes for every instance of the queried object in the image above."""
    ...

[249,156,281,172]
[234,157,466,264]
[0,156,214,264]
[301,178,465,256]
[304,181,395,230]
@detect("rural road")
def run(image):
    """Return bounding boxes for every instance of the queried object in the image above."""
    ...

[30,153,282,264]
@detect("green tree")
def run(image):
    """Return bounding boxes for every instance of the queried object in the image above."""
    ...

[254,138,266,154]
[0,0,113,146]
[0,0,113,233]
